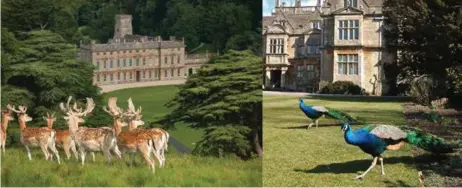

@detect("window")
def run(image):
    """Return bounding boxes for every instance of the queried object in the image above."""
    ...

[306,39,321,54]
[136,58,140,66]
[103,61,106,69]
[339,20,359,40]
[149,71,151,78]
[124,72,127,80]
[338,54,359,75]
[123,59,126,67]
[143,58,146,66]
[118,72,121,80]
[171,56,174,64]
[170,69,173,77]
[164,70,167,77]
[103,74,107,82]
[306,65,315,79]
[117,60,120,67]
[177,68,180,76]
[344,0,358,8]
[164,57,167,64]
[96,62,99,70]
[154,70,157,78]
[129,59,132,66]
[110,60,113,68]
[97,74,100,82]
[177,55,181,64]
[312,21,321,29]
[270,38,284,54]
[129,72,132,79]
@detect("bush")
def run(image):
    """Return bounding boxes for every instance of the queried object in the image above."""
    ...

[319,81,365,95]
[407,75,440,105]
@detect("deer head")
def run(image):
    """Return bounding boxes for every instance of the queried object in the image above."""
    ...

[42,112,56,129]
[103,97,128,132]
[60,96,95,132]
[2,104,15,122]
[125,98,144,129]
[8,105,32,122]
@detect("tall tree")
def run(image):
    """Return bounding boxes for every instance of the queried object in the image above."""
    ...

[158,50,262,158]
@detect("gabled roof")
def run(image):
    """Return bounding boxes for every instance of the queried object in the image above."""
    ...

[331,6,364,15]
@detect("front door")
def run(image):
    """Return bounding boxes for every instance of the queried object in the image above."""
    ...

[270,70,281,88]
[136,71,140,82]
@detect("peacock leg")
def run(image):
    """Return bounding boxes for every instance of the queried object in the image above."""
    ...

[355,157,378,179]
[307,122,313,129]
[379,156,385,175]
[315,119,319,128]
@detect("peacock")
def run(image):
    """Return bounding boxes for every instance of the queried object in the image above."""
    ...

[299,98,356,129]
[341,123,459,179]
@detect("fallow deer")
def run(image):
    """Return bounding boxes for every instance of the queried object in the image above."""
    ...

[104,97,160,173]
[43,112,96,161]
[8,105,61,164]
[59,96,121,165]
[1,104,15,155]
[126,98,169,167]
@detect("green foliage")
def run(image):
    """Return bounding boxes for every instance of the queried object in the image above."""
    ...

[383,0,462,98]
[160,50,262,158]
[407,75,442,105]
[319,81,365,95]
[1,30,100,123]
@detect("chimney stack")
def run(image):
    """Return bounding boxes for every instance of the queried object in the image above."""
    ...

[295,0,301,7]
[276,0,280,7]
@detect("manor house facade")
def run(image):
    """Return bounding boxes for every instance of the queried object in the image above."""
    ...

[263,0,394,95]
[78,14,212,86]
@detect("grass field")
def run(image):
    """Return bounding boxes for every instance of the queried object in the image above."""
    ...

[1,85,262,187]
[102,85,204,150]
[263,95,421,187]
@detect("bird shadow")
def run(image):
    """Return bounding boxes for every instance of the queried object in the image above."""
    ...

[294,156,415,174]
[278,123,343,129]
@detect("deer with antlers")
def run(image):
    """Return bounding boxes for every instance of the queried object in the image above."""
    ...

[60,96,121,165]
[1,105,15,155]
[8,105,61,164]
[103,97,161,173]
[125,98,169,168]
[43,112,96,161]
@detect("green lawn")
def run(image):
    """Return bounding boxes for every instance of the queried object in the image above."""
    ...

[263,96,421,187]
[1,148,261,187]
[102,85,204,150]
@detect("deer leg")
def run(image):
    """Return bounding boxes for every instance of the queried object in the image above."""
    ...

[103,149,112,164]
[91,152,96,162]
[48,139,61,164]
[24,144,32,160]
[140,145,155,174]
[70,141,79,161]
[356,157,378,180]
[2,139,5,155]
[80,149,86,165]
[39,142,50,161]
[63,143,71,160]
[129,152,135,166]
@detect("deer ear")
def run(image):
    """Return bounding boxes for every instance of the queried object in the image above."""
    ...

[42,116,47,121]
[52,117,56,121]
[63,116,69,120]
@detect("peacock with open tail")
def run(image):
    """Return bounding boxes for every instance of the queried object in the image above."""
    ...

[341,123,459,179]
[299,98,356,129]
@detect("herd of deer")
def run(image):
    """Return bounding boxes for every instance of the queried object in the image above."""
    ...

[0,96,169,173]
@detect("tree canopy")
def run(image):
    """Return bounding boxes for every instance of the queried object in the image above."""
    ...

[158,50,262,158]
[383,0,462,103]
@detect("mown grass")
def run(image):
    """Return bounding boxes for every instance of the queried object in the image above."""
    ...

[102,85,204,150]
[1,148,261,187]
[263,96,421,187]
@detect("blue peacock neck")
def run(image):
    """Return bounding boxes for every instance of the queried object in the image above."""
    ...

[344,125,359,145]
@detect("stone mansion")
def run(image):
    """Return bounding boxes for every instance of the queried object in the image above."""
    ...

[78,14,212,86]
[263,0,394,95]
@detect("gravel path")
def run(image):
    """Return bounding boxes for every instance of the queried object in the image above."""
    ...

[169,136,192,156]
[99,79,186,93]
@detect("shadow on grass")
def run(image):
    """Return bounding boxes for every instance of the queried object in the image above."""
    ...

[277,123,341,129]
[295,156,415,174]
[304,95,412,103]
[383,180,413,187]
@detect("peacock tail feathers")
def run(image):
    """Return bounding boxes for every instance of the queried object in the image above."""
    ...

[325,108,357,123]
[400,126,459,154]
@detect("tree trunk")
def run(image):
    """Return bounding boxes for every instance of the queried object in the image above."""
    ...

[253,130,263,158]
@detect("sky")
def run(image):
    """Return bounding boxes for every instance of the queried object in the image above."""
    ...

[263,0,319,16]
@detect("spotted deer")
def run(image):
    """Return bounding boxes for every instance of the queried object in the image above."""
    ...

[59,96,121,165]
[8,105,60,164]
[43,112,96,161]
[1,104,15,155]
[126,98,169,167]
[104,97,160,173]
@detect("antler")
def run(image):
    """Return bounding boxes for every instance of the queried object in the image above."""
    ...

[65,97,95,117]
[60,96,73,113]
[7,104,20,113]
[127,98,136,112]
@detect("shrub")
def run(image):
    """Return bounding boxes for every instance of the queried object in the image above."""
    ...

[319,81,365,95]
[407,75,440,105]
